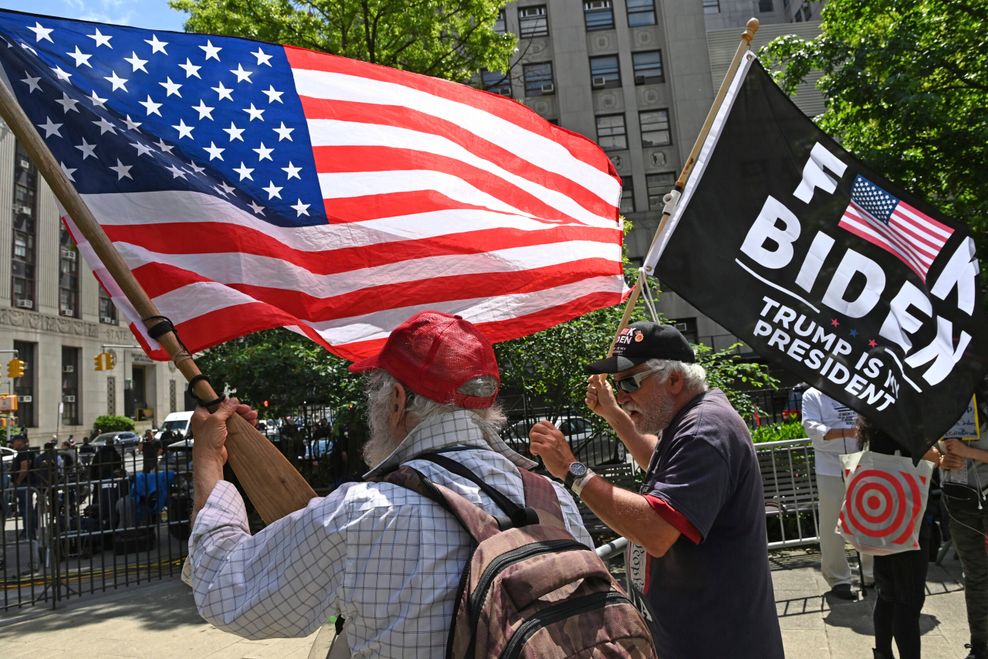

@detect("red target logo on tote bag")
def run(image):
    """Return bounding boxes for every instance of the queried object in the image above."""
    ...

[837,450,934,556]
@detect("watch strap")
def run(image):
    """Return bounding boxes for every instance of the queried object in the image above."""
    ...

[572,470,597,497]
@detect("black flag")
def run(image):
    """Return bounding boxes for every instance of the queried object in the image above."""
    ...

[645,56,986,458]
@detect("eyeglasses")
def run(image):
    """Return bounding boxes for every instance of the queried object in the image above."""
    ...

[613,367,663,394]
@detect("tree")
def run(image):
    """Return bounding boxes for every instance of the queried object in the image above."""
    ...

[170,0,516,82]
[760,0,988,307]
[195,328,361,420]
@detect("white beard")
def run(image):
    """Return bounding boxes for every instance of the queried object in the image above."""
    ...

[362,399,404,468]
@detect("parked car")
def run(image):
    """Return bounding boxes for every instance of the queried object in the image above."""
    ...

[303,437,340,461]
[501,415,607,460]
[91,431,141,450]
[160,438,193,474]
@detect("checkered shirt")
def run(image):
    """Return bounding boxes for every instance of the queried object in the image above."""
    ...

[183,410,592,657]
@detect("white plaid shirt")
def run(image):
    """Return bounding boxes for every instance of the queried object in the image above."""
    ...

[184,410,592,657]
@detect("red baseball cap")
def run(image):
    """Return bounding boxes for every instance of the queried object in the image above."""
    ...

[348,311,500,409]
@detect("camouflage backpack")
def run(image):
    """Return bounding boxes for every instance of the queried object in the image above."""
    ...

[383,454,656,659]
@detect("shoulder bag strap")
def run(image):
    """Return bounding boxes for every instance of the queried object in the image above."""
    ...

[518,468,566,530]
[414,452,539,528]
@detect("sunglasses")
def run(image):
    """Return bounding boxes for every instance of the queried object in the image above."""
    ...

[613,367,663,394]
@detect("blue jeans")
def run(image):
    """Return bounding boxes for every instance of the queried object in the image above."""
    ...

[15,487,36,538]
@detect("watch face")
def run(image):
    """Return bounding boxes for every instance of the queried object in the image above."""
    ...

[569,462,588,478]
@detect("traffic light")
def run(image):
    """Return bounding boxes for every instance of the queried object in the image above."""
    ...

[7,358,25,379]
[93,351,117,371]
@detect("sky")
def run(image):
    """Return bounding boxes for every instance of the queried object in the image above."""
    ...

[1,0,188,32]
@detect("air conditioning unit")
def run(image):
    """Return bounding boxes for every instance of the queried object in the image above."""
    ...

[674,322,689,332]
[496,87,512,96]
[63,365,74,373]
[16,299,33,309]
[540,82,555,94]
[63,395,76,403]
[60,308,75,317]
[591,76,607,88]
[61,249,77,262]
[100,316,116,324]
[585,0,611,9]
[19,205,32,215]
[21,395,32,403]
[634,74,648,85]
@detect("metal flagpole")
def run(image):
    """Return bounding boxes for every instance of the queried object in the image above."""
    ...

[606,18,761,355]
[0,72,316,524]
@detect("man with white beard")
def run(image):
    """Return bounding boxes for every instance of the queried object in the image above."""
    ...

[182,311,591,657]
[529,321,783,659]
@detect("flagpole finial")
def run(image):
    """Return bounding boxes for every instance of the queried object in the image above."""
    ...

[743,18,760,43]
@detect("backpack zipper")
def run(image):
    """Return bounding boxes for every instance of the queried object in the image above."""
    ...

[499,591,634,659]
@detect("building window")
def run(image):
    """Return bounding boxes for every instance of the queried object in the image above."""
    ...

[759,0,774,10]
[632,50,664,85]
[626,0,656,27]
[481,69,512,97]
[589,55,621,89]
[703,0,720,13]
[596,114,627,151]
[523,62,554,96]
[494,8,506,33]
[99,287,118,324]
[640,109,671,146]
[62,346,80,426]
[11,143,37,311]
[584,0,614,31]
[518,5,548,38]
[13,340,35,427]
[647,172,676,210]
[59,224,79,318]
[620,180,635,214]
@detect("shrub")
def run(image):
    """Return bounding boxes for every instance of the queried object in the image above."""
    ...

[751,420,806,444]
[92,415,135,433]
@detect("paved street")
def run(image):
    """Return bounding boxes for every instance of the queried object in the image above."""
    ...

[0,547,976,658]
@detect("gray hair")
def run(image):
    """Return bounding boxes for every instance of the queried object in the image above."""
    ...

[643,358,708,397]
[364,370,506,440]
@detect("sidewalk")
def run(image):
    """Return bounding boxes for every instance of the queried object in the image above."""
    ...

[0,548,974,658]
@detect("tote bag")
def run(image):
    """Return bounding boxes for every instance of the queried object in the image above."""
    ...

[837,450,934,556]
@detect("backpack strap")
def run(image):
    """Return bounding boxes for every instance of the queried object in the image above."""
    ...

[518,468,566,530]
[414,452,540,529]
[383,466,501,544]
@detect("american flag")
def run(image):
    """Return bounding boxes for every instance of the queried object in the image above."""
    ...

[0,10,627,361]
[838,174,953,283]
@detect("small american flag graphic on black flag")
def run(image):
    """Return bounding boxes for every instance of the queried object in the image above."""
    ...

[838,175,953,283]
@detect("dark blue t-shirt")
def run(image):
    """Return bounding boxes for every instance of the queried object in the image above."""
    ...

[627,389,783,659]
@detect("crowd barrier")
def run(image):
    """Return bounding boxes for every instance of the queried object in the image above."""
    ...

[1,450,191,612]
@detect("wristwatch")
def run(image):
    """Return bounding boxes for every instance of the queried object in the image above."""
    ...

[565,461,589,489]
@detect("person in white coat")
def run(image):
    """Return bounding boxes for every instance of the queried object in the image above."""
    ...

[802,386,874,599]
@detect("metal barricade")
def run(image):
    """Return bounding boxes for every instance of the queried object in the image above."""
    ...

[1,452,191,612]
[756,438,820,549]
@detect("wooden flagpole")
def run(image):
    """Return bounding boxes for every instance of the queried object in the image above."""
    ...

[607,18,760,355]
[0,76,316,524]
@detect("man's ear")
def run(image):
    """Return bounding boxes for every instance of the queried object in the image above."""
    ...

[389,383,408,431]
[666,369,685,396]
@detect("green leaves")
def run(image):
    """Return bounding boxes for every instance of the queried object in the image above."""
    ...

[170,0,516,83]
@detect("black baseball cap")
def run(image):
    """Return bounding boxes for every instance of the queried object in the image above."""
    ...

[585,322,696,374]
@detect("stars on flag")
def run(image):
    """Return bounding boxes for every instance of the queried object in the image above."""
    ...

[0,13,322,223]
